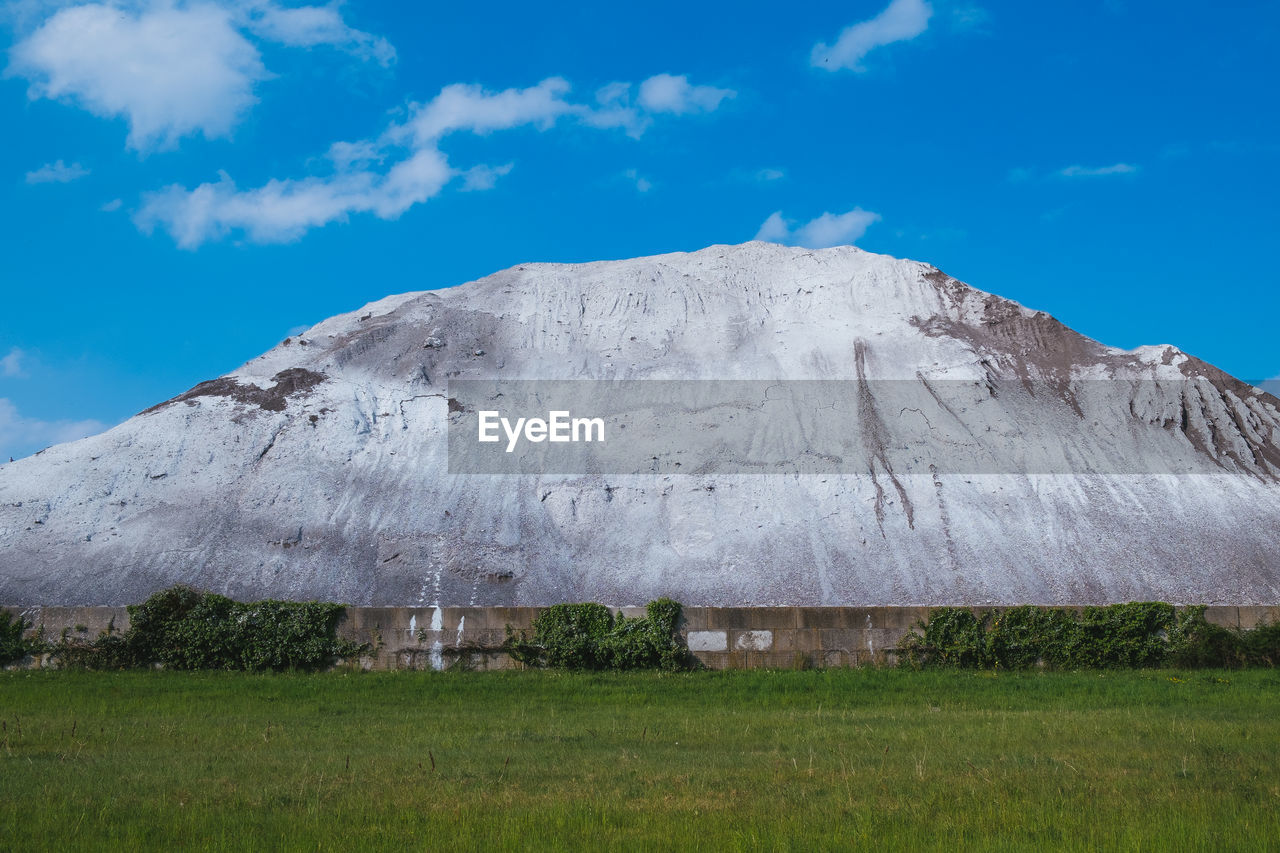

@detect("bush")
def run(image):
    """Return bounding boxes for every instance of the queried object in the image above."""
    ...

[604,599,689,671]
[520,603,615,669]
[899,602,1273,670]
[1068,602,1174,668]
[1167,606,1244,668]
[900,607,991,668]
[987,606,1080,669]
[1,610,38,665]
[507,598,691,671]
[1240,621,1280,666]
[1167,606,1280,669]
[127,586,239,669]
[50,585,364,671]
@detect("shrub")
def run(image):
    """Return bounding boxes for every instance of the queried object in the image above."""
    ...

[1167,606,1280,669]
[507,598,691,671]
[899,602,1263,670]
[1167,606,1244,668]
[1240,621,1280,666]
[603,599,689,671]
[131,587,240,669]
[231,600,357,670]
[1067,602,1174,668]
[987,606,1079,669]
[899,607,991,668]
[524,603,615,669]
[1,610,38,665]
[50,585,364,671]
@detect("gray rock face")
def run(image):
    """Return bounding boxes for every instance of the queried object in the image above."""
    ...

[2,242,1278,606]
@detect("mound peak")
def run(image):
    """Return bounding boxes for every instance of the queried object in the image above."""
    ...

[2,243,1278,606]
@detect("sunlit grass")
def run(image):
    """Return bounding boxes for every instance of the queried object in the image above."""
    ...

[2,668,1277,850]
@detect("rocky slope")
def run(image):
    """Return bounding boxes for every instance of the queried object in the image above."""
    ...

[2,242,1278,605]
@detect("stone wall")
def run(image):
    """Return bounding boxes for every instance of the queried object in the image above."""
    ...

[7,604,1280,671]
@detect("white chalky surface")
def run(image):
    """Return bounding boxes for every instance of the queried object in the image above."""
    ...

[1,242,1278,605]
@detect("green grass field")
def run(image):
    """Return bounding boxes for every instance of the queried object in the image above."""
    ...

[2,668,1277,851]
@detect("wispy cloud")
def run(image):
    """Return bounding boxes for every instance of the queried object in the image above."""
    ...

[636,73,734,115]
[1058,163,1139,178]
[24,159,89,184]
[622,168,652,193]
[399,78,577,143]
[586,74,735,137]
[756,168,785,182]
[812,0,933,72]
[460,162,513,192]
[1,348,26,378]
[100,198,123,212]
[950,5,991,34]
[1009,163,1140,182]
[754,207,881,248]
[7,1,394,151]
[136,150,453,247]
[243,1,394,66]
[0,397,107,460]
[136,73,735,248]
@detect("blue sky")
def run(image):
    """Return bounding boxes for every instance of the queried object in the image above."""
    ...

[1,0,1277,459]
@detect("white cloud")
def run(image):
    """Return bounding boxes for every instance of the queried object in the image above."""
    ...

[137,73,734,247]
[636,73,734,115]
[100,198,123,212]
[1010,163,1140,182]
[7,1,396,151]
[0,397,107,460]
[397,73,733,144]
[325,139,383,170]
[137,148,452,247]
[950,5,991,33]
[25,159,89,183]
[1,348,27,378]
[755,212,791,243]
[622,168,652,193]
[1058,163,1139,177]
[243,2,394,66]
[585,80,645,136]
[581,74,736,137]
[754,207,881,249]
[400,78,578,146]
[756,168,785,182]
[460,162,513,192]
[9,2,267,150]
[812,0,933,72]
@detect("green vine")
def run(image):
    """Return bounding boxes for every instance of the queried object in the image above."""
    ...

[1,610,40,665]
[901,603,1279,670]
[48,585,366,671]
[506,598,691,671]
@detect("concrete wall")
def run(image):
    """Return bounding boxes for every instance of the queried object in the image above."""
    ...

[7,604,1280,671]
[337,606,936,670]
[8,606,129,644]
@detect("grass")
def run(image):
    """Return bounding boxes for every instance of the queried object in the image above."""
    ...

[1,668,1278,851]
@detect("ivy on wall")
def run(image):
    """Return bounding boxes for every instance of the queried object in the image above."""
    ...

[506,599,691,671]
[900,603,1280,669]
[30,586,365,671]
[1,610,38,665]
